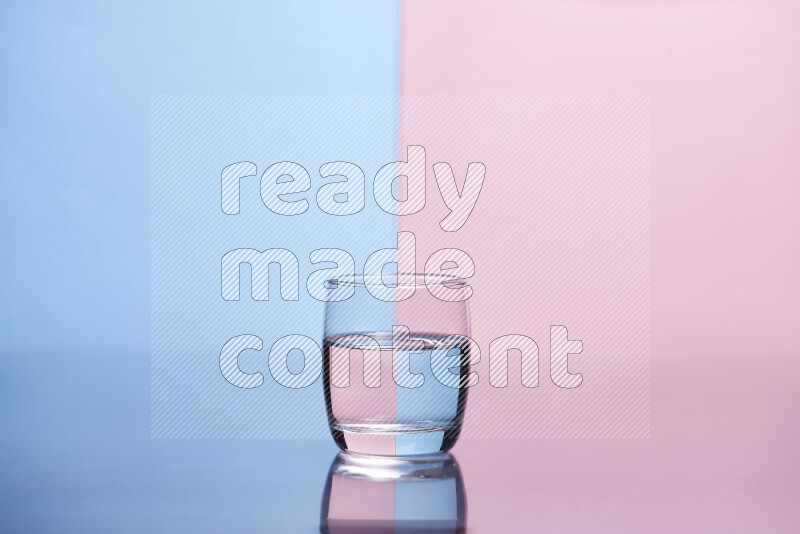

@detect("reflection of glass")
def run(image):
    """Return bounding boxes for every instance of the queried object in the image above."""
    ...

[320,452,467,534]
[323,273,471,456]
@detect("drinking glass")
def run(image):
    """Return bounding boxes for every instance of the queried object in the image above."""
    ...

[323,273,471,456]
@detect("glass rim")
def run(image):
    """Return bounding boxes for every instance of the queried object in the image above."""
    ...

[326,272,469,288]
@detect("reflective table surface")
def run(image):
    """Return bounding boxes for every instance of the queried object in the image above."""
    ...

[1,351,798,533]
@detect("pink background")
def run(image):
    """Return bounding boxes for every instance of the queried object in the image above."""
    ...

[399,95,650,439]
[401,0,800,531]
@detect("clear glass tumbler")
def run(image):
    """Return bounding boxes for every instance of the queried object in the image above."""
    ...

[323,273,471,456]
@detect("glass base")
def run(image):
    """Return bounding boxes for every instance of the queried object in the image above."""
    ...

[331,423,459,457]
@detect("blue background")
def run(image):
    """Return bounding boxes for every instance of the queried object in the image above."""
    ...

[0,1,399,531]
[150,95,398,438]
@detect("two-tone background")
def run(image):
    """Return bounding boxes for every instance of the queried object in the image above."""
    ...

[2,1,799,532]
